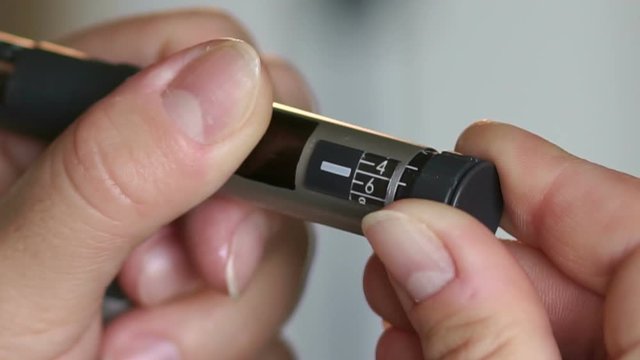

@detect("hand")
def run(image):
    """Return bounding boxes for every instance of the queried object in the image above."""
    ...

[0,9,314,360]
[362,121,640,359]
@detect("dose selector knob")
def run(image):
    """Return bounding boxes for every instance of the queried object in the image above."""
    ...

[394,151,503,231]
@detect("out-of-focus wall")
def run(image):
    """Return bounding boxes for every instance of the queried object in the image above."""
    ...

[2,1,639,359]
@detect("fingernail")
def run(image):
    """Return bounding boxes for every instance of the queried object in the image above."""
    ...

[106,336,180,360]
[162,39,261,144]
[225,212,274,298]
[363,210,455,302]
[136,233,200,305]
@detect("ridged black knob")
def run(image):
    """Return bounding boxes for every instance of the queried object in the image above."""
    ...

[395,150,503,232]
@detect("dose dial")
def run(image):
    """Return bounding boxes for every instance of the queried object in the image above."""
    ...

[349,152,399,207]
[305,140,399,208]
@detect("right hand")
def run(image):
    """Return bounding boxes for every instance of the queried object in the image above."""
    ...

[362,122,640,359]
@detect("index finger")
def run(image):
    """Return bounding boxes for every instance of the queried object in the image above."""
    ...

[455,121,640,293]
[0,9,255,193]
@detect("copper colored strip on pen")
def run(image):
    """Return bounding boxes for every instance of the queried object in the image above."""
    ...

[0,31,36,49]
[0,31,87,59]
[38,41,88,59]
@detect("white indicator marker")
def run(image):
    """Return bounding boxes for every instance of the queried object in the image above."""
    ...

[320,161,352,177]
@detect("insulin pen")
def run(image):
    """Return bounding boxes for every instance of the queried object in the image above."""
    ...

[0,31,503,235]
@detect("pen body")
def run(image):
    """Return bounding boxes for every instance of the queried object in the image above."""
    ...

[0,47,138,139]
[231,104,502,233]
[0,37,503,234]
[228,104,426,233]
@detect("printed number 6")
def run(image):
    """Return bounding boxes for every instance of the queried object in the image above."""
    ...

[365,178,375,194]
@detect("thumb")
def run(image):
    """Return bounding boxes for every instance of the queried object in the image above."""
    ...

[0,39,270,349]
[363,200,561,359]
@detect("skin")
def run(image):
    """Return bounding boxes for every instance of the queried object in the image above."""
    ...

[363,121,640,359]
[2,7,633,360]
[0,9,314,360]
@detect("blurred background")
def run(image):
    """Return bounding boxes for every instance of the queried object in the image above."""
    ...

[1,1,639,359]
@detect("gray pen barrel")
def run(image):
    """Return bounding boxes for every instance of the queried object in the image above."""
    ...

[225,104,503,234]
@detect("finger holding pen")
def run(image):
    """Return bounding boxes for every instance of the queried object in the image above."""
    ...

[0,22,274,360]
[0,8,320,359]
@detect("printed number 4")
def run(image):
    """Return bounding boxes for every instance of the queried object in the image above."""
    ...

[376,160,388,175]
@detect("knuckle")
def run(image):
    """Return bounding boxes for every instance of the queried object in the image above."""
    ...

[177,8,254,43]
[423,311,519,360]
[59,98,162,225]
[154,8,256,62]
[530,160,613,283]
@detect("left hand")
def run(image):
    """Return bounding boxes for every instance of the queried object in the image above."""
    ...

[0,9,314,359]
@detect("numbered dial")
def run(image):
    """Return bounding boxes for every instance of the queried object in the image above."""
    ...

[349,153,399,207]
[304,140,399,208]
